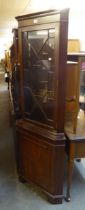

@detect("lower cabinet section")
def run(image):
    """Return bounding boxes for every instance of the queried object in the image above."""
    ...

[16,120,65,204]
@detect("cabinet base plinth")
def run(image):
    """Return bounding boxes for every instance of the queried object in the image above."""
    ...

[47,193,63,204]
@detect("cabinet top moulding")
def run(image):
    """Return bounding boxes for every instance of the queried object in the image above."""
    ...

[15,9,69,28]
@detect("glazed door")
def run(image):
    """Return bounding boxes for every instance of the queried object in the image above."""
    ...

[21,26,57,127]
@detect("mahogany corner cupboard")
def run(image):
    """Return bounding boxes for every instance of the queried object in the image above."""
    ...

[15,9,69,204]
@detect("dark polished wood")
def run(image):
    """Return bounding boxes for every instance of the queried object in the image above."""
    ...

[16,119,65,204]
[15,9,69,204]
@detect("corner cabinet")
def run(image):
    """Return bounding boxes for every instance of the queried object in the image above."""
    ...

[15,9,69,204]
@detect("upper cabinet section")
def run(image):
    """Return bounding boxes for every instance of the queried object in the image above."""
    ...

[16,9,69,132]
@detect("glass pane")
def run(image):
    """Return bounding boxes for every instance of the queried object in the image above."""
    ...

[22,29,55,125]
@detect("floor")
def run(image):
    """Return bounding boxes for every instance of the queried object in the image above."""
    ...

[0,69,85,210]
